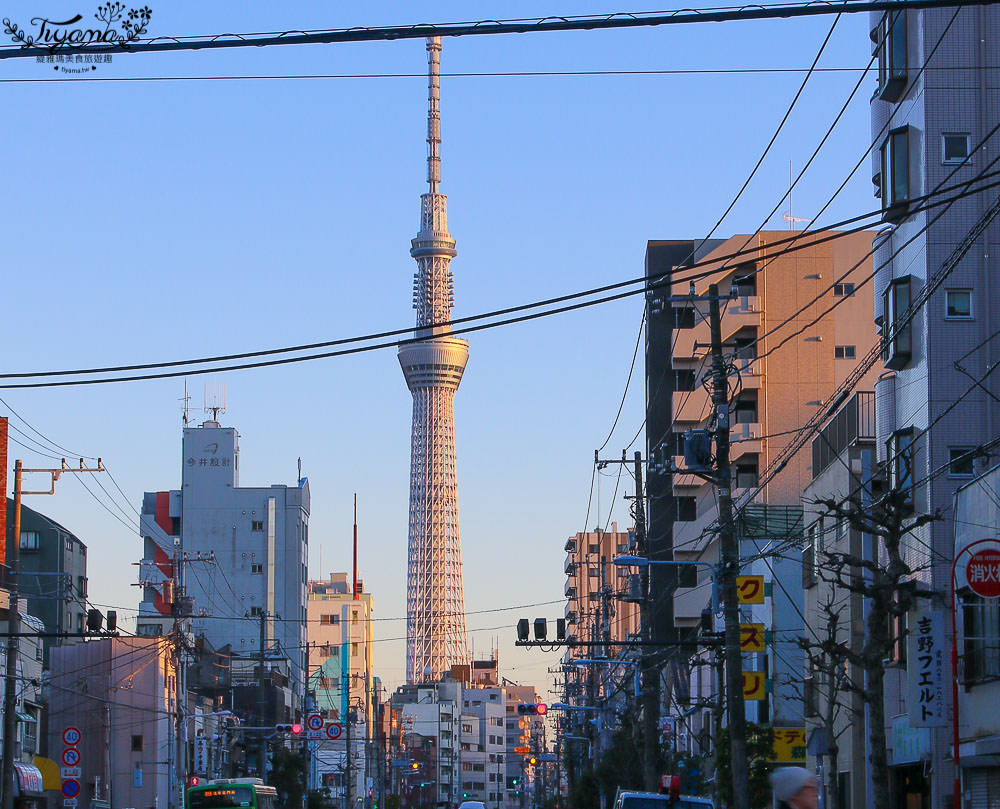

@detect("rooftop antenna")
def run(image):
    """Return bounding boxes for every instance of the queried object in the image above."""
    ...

[353,493,360,601]
[297,456,302,482]
[180,381,191,426]
[782,160,811,230]
[203,381,227,422]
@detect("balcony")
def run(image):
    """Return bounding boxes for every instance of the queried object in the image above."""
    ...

[672,458,707,490]
[672,388,711,425]
[565,607,577,625]
[564,538,577,553]
[564,581,576,598]
[811,391,876,478]
[564,557,576,575]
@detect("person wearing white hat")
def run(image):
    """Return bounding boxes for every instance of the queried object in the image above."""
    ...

[769,767,820,809]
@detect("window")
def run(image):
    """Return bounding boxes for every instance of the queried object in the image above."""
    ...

[588,567,599,578]
[733,273,757,296]
[351,642,359,656]
[964,594,1000,682]
[834,345,856,359]
[734,336,757,360]
[888,428,915,509]
[949,447,975,478]
[76,613,84,632]
[673,307,695,329]
[882,277,913,369]
[735,393,758,424]
[251,563,263,574]
[875,10,907,101]
[735,460,759,489]
[131,734,143,752]
[352,610,358,625]
[251,520,264,532]
[881,127,910,217]
[77,576,87,598]
[249,606,263,617]
[678,564,697,588]
[946,289,972,319]
[320,614,340,625]
[676,497,697,522]
[833,283,855,297]
[943,133,971,164]
[674,369,697,391]
[588,543,599,554]
[19,531,39,551]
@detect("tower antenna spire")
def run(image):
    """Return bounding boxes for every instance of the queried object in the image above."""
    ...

[426,36,442,194]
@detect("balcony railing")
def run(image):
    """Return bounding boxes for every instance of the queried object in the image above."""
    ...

[811,391,876,478]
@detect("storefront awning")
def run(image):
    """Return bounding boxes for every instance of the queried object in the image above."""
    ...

[13,763,43,796]
[15,713,34,723]
[31,757,60,792]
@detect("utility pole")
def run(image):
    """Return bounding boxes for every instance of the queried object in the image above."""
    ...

[2,458,104,809]
[708,283,749,809]
[634,451,660,792]
[257,609,268,781]
[345,669,352,809]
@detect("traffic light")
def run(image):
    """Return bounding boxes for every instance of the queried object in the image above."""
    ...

[555,618,566,642]
[410,762,419,771]
[106,610,117,633]
[187,776,200,787]
[533,618,547,640]
[517,703,547,716]
[86,608,103,632]
[528,757,537,766]
[516,619,529,642]
[275,724,303,735]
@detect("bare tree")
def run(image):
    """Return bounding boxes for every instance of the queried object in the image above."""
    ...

[809,480,939,809]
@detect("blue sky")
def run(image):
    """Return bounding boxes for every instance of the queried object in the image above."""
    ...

[0,2,874,693]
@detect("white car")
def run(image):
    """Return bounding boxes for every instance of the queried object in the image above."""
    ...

[457,802,487,809]
[613,789,714,809]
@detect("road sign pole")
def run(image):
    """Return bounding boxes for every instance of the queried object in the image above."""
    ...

[950,539,1000,809]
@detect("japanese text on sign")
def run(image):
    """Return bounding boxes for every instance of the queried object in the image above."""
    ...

[742,671,766,700]
[737,575,765,604]
[967,549,1000,598]
[772,728,806,762]
[740,623,766,653]
[906,608,948,727]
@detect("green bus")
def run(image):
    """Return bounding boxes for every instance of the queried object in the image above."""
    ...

[185,779,278,809]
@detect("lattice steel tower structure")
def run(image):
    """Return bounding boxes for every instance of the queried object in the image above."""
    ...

[399,36,470,683]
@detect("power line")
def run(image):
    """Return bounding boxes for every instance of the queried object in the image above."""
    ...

[6,182,995,393]
[0,0,990,61]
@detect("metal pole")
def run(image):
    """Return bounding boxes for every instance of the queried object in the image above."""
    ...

[708,284,749,809]
[258,610,267,780]
[1,461,22,809]
[346,672,352,809]
[634,451,659,792]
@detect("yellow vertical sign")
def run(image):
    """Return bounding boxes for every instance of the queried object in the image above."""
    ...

[737,575,765,604]
[742,671,766,700]
[740,623,766,653]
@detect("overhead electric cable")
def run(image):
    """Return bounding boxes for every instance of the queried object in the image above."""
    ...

[3,180,996,390]
[0,0,991,60]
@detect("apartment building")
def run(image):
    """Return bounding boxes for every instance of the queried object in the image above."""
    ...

[801,391,877,809]
[643,231,879,763]
[562,524,640,650]
[504,685,544,809]
[868,5,1000,807]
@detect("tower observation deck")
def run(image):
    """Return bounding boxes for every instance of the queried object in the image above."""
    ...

[398,36,470,683]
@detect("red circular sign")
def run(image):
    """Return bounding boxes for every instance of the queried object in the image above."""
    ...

[61,727,81,746]
[61,748,80,767]
[967,549,1000,598]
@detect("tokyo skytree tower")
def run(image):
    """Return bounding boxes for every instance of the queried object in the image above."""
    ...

[398,37,470,683]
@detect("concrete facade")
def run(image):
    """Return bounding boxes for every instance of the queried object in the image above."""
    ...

[6,500,88,665]
[801,392,878,809]
[868,5,1000,806]
[48,637,174,809]
[136,420,310,717]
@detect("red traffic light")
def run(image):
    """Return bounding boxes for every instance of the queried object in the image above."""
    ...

[536,703,548,716]
[291,723,303,735]
[188,777,200,787]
